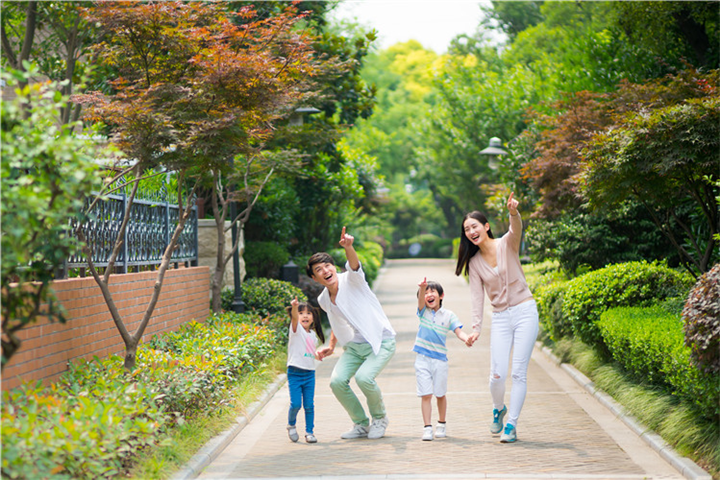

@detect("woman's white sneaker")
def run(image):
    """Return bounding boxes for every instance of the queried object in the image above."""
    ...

[435,423,447,438]
[421,425,433,441]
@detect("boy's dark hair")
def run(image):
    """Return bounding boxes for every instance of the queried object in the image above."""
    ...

[419,280,445,307]
[306,252,335,277]
[287,301,326,344]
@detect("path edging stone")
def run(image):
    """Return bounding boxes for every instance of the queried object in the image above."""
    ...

[170,373,287,480]
[538,343,711,480]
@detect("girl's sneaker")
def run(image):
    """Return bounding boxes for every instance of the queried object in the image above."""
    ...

[500,423,517,443]
[435,422,447,438]
[305,434,317,443]
[490,405,507,434]
[287,425,299,442]
[421,425,433,441]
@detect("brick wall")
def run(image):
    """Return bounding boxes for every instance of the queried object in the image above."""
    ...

[2,266,210,391]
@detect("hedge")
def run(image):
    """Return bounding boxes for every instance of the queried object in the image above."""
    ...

[561,261,692,348]
[598,306,719,421]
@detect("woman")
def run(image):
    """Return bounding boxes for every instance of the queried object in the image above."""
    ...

[455,192,538,443]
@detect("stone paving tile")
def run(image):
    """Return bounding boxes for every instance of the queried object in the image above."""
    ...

[198,259,683,480]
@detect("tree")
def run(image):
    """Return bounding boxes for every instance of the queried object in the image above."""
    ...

[1,67,102,368]
[77,1,320,368]
[582,93,720,276]
[613,1,719,71]
[1,1,99,123]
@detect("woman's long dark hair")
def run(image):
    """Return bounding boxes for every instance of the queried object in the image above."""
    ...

[455,211,494,277]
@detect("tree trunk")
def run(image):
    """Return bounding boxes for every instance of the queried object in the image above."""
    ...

[123,337,138,371]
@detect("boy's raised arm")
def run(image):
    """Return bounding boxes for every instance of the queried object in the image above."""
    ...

[339,226,360,271]
[417,277,427,311]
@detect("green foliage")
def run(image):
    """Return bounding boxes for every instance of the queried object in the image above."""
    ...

[240,278,306,318]
[389,234,453,259]
[535,281,570,342]
[598,306,719,421]
[526,202,680,275]
[562,261,693,347]
[682,263,720,375]
[2,314,278,479]
[328,240,385,286]
[582,91,720,275]
[243,241,290,279]
[243,176,299,250]
[1,67,103,367]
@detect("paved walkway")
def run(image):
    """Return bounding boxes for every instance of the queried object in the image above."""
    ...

[195,259,694,480]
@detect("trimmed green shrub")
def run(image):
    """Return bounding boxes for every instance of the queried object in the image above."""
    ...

[535,281,570,342]
[562,261,693,348]
[682,263,720,375]
[240,277,306,317]
[598,306,719,421]
[244,241,290,279]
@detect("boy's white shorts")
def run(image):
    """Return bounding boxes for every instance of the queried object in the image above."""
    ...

[414,353,449,397]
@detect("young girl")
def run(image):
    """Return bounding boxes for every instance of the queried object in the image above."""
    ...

[286,297,325,443]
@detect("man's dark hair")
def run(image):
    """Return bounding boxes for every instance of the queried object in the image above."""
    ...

[306,252,335,277]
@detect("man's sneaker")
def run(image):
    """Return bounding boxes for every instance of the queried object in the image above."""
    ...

[305,434,317,443]
[367,416,389,439]
[340,423,369,439]
[490,405,507,434]
[287,425,299,442]
[435,422,447,438]
[500,423,517,443]
[421,425,433,441]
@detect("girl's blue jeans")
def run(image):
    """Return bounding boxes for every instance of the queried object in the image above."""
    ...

[287,366,316,434]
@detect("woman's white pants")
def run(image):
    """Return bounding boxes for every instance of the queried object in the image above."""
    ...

[489,299,539,428]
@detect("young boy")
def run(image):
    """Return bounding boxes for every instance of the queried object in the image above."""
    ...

[309,227,396,440]
[414,277,469,441]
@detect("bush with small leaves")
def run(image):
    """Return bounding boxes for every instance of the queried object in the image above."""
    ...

[682,263,720,375]
[241,278,306,317]
[562,261,693,348]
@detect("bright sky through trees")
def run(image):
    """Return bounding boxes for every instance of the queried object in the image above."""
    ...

[330,0,488,53]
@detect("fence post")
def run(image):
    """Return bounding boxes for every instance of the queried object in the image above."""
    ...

[121,190,128,274]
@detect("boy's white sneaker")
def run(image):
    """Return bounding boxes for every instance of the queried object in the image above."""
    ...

[435,423,447,438]
[421,425,433,441]
[367,416,389,439]
[341,423,369,439]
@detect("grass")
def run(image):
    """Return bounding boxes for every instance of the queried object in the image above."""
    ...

[564,339,720,479]
[123,351,287,480]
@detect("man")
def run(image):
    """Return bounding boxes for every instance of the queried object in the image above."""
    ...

[308,227,396,440]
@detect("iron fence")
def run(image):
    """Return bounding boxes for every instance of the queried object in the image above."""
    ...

[61,189,198,279]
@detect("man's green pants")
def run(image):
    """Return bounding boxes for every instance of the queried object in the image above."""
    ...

[329,338,396,426]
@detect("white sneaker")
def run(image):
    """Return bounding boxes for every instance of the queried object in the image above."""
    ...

[367,416,389,439]
[287,425,299,442]
[341,423,369,439]
[421,425,433,441]
[435,423,447,438]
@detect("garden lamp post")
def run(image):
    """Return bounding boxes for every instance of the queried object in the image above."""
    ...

[479,137,508,170]
[279,107,320,285]
[289,107,321,126]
